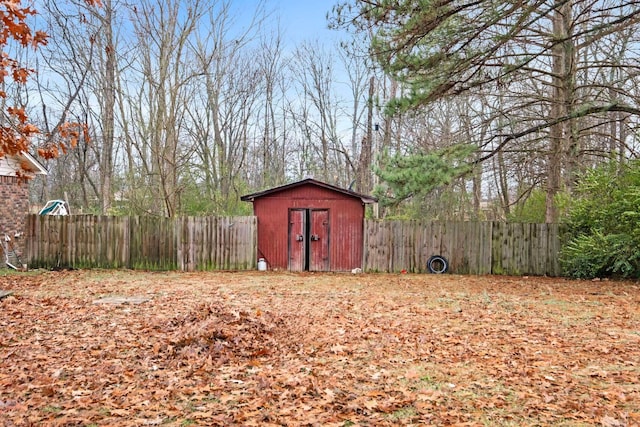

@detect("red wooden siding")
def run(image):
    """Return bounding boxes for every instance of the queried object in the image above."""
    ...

[288,209,305,271]
[309,209,329,272]
[251,183,366,271]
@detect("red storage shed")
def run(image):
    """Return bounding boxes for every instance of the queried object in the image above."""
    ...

[241,178,376,272]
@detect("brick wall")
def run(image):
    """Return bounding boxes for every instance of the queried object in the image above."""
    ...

[0,176,28,256]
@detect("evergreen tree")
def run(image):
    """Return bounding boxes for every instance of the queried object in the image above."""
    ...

[561,160,640,278]
[375,143,475,210]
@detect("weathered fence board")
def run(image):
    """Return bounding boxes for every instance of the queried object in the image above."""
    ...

[25,215,256,271]
[363,220,563,276]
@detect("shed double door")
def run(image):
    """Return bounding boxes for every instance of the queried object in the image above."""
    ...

[289,209,329,271]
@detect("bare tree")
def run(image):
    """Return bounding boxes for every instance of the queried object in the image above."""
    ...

[34,0,129,213]
[185,1,264,214]
[122,0,207,216]
[33,2,89,205]
[253,28,289,189]
[289,41,349,185]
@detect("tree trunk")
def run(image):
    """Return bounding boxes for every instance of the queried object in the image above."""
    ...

[546,0,575,223]
[100,0,115,214]
[358,75,374,193]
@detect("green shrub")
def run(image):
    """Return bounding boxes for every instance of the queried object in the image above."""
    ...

[561,161,640,279]
[560,232,640,278]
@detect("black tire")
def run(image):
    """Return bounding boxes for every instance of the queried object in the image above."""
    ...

[427,255,448,274]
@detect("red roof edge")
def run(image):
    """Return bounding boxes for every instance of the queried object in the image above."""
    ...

[240,178,377,204]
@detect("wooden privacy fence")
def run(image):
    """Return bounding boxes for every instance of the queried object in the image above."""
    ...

[24,215,564,276]
[363,220,564,276]
[25,215,257,271]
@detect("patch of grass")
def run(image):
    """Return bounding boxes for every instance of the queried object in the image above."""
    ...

[435,296,455,306]
[202,395,221,404]
[543,298,571,307]
[419,374,443,389]
[0,268,43,277]
[42,405,62,413]
[497,299,516,311]
[182,400,197,413]
[481,290,492,305]
[386,405,417,421]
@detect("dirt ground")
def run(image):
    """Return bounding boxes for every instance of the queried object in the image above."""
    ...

[1,270,639,426]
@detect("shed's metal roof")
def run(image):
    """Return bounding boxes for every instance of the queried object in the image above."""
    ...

[240,178,377,204]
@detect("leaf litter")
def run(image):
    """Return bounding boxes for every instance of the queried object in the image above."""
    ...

[1,270,639,426]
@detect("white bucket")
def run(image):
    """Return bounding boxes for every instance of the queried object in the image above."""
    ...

[257,258,267,271]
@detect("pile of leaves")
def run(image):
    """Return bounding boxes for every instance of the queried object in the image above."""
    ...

[1,270,639,426]
[166,301,285,364]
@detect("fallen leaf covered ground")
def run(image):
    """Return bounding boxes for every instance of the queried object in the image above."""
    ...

[1,270,639,426]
